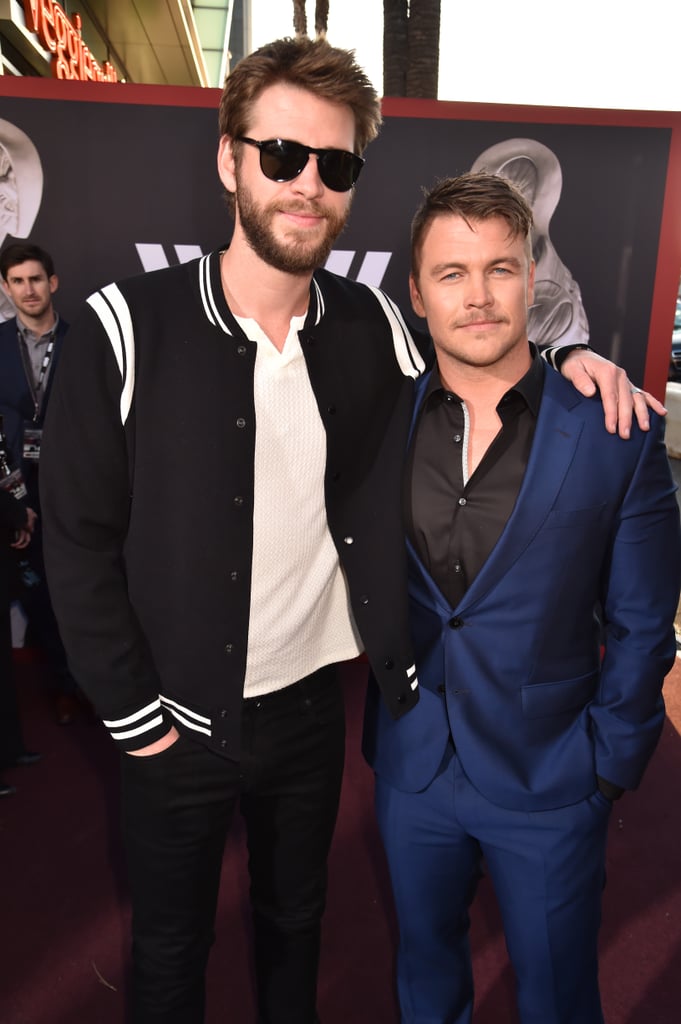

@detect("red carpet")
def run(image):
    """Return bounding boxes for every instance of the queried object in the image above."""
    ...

[2,654,681,1023]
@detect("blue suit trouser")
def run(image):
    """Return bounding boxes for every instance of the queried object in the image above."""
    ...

[375,748,611,1024]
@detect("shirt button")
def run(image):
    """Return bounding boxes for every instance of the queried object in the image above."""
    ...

[230,571,239,581]
[453,434,462,443]
[237,345,247,356]
[233,496,244,507]
[343,536,354,545]
[449,617,463,629]
[220,708,228,718]
[453,562,463,574]
[236,417,246,429]
[224,643,234,653]
[360,595,369,605]
[458,497,467,507]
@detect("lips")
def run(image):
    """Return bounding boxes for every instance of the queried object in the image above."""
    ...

[458,318,503,328]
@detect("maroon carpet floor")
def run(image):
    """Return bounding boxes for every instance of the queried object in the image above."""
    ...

[2,654,681,1023]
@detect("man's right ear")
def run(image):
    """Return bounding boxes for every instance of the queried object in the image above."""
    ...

[409,274,426,319]
[217,136,237,192]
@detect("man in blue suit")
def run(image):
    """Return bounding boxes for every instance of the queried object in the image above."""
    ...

[363,172,681,1024]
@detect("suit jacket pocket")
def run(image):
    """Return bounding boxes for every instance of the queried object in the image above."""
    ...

[543,503,607,529]
[521,670,598,719]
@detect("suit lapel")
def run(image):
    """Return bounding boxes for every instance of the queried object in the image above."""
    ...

[458,369,585,610]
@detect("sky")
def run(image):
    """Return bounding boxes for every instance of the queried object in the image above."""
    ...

[250,1,680,111]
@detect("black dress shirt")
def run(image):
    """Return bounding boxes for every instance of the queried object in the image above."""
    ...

[406,345,544,608]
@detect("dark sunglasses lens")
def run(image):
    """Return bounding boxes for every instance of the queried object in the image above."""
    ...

[318,150,363,192]
[257,139,363,192]
[259,140,308,182]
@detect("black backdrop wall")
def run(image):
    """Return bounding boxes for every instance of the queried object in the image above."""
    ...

[1,78,679,394]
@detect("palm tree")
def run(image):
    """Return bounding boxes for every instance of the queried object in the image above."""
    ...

[293,1,330,38]
[383,0,441,98]
[290,0,441,97]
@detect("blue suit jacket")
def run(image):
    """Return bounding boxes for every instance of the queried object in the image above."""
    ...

[363,361,681,812]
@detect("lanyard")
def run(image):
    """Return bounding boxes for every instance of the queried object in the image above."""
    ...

[18,327,56,421]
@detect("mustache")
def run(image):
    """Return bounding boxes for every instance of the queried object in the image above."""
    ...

[275,200,329,217]
[454,315,507,327]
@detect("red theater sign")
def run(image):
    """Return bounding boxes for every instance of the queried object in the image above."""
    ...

[22,0,118,82]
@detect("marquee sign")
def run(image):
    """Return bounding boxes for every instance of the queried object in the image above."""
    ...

[22,0,118,82]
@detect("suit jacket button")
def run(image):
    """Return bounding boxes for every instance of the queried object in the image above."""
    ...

[449,617,463,629]
[396,693,406,704]
[384,658,394,669]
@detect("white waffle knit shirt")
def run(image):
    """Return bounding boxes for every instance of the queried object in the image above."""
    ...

[236,314,363,697]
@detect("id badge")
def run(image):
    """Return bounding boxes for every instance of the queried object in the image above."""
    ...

[23,425,42,462]
[0,467,27,500]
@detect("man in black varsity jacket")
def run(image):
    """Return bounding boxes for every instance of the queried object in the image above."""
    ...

[39,37,661,1024]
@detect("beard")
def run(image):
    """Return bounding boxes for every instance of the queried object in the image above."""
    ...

[235,181,350,274]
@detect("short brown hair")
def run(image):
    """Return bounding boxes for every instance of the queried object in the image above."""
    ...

[411,172,534,277]
[0,242,55,281]
[218,36,381,154]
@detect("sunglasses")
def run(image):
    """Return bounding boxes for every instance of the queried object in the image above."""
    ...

[237,136,365,193]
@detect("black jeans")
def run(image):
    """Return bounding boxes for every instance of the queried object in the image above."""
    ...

[121,665,345,1024]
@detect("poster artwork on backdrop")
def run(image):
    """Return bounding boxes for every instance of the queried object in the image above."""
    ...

[0,81,678,395]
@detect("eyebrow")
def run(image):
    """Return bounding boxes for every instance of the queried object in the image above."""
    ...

[429,256,524,276]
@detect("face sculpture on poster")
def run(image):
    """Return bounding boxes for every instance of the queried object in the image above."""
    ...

[470,138,590,349]
[0,119,44,322]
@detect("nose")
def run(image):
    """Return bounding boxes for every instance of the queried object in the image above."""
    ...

[464,273,493,308]
[291,154,325,198]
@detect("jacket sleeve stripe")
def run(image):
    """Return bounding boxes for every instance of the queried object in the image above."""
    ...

[364,285,425,379]
[102,697,162,728]
[110,714,165,741]
[87,284,136,425]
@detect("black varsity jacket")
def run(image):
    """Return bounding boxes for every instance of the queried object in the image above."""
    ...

[40,249,428,755]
